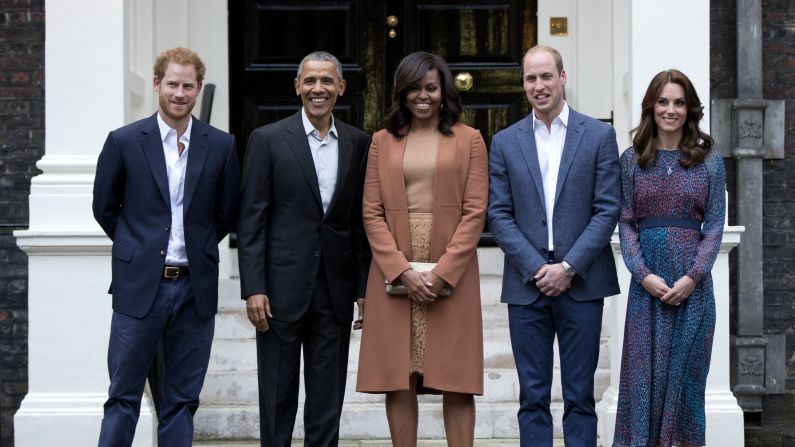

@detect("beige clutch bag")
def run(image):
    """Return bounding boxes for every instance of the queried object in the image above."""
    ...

[385,262,452,297]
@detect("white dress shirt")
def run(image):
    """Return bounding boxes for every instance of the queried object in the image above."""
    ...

[301,108,339,214]
[157,112,191,266]
[533,102,569,251]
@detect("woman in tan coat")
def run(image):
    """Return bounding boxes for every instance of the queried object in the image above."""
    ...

[356,51,488,446]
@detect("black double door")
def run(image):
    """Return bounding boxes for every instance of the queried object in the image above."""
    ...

[229,0,538,242]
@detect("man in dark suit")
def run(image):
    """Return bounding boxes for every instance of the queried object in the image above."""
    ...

[92,47,240,446]
[487,45,621,447]
[237,51,371,446]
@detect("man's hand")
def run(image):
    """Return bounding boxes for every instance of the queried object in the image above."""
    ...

[660,275,696,306]
[640,274,671,299]
[354,298,365,330]
[399,269,437,304]
[533,263,571,297]
[245,293,272,332]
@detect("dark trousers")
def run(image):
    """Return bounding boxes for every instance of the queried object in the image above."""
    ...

[508,291,604,447]
[99,277,215,447]
[256,268,351,447]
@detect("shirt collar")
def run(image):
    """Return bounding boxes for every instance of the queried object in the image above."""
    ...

[301,107,337,139]
[156,112,192,143]
[532,101,569,131]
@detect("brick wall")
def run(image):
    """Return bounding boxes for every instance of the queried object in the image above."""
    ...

[0,0,44,445]
[712,1,795,445]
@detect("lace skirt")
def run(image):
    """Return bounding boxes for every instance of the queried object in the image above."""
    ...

[409,213,432,374]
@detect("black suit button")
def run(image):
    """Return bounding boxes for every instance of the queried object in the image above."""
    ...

[160,250,166,256]
[165,225,170,231]
[313,250,321,258]
[541,220,546,226]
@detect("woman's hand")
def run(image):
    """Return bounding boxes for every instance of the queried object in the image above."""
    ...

[640,274,671,299]
[421,271,447,296]
[660,275,696,306]
[400,269,437,304]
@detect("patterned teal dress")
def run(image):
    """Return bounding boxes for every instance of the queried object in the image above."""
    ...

[613,147,726,447]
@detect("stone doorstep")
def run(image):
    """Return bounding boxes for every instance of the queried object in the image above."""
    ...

[204,338,611,378]
[199,368,612,407]
[212,304,513,340]
[196,440,544,446]
[194,401,571,440]
[217,276,506,310]
[195,440,550,446]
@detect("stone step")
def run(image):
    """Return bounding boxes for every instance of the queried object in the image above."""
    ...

[212,302,512,340]
[194,401,573,441]
[206,333,611,373]
[197,439,544,446]
[200,367,611,406]
[218,275,506,310]
[216,279,613,339]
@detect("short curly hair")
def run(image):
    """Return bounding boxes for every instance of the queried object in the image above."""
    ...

[153,47,206,84]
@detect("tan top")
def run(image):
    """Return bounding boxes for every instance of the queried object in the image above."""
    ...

[403,134,438,213]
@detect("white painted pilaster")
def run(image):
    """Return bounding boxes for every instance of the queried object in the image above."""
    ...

[14,1,156,446]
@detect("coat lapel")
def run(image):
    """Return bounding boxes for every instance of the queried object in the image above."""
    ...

[140,115,170,206]
[388,132,410,211]
[184,118,209,213]
[324,124,352,218]
[516,115,547,213]
[554,110,584,205]
[286,113,323,209]
[433,130,456,207]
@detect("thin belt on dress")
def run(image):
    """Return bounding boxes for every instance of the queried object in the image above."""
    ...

[637,216,701,232]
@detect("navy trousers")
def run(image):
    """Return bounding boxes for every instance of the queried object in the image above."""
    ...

[256,266,351,447]
[508,291,604,447]
[99,276,214,447]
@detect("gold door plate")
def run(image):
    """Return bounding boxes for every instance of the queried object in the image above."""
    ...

[550,17,568,36]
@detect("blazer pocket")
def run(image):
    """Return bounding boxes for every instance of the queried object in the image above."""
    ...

[111,241,135,263]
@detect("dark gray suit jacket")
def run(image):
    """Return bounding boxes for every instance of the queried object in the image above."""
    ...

[237,111,371,323]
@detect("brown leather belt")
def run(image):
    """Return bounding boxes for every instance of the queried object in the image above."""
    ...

[162,265,190,279]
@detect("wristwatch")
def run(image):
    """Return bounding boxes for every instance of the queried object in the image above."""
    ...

[561,260,577,278]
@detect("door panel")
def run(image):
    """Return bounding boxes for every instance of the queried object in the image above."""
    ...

[230,0,537,244]
[230,0,535,144]
[230,0,383,146]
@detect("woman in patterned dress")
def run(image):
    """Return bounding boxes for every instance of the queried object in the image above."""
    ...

[356,52,488,446]
[613,69,726,447]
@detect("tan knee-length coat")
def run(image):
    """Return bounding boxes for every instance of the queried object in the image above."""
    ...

[356,123,488,395]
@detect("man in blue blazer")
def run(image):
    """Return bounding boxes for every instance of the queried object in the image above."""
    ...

[92,47,240,446]
[488,46,621,446]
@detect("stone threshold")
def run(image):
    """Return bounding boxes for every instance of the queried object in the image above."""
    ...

[196,440,562,446]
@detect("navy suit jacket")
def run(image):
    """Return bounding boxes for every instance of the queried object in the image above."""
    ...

[93,113,241,320]
[487,108,621,304]
[236,111,371,323]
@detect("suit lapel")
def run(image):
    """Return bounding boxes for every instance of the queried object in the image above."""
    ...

[286,113,323,209]
[324,123,352,218]
[184,118,209,213]
[516,115,547,213]
[554,110,584,205]
[140,115,170,206]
